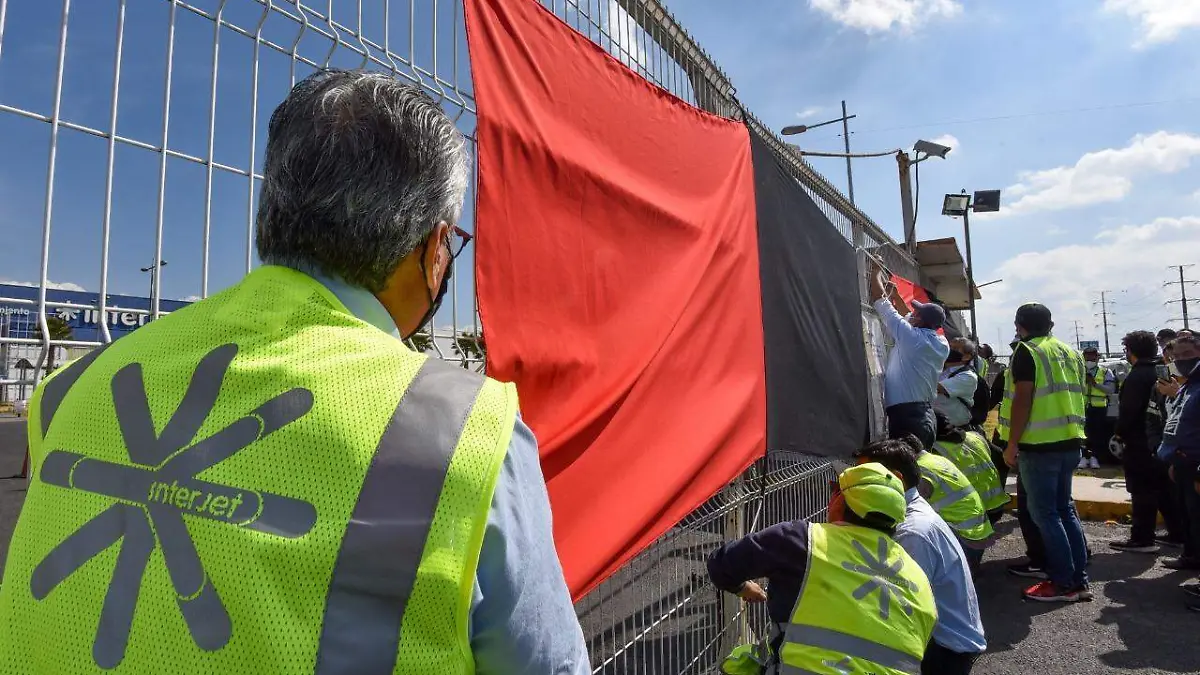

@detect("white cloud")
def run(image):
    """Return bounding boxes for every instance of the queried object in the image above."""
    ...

[809,0,961,33]
[1045,225,1067,236]
[1104,0,1200,46]
[606,1,649,71]
[984,131,1200,218]
[796,106,825,120]
[927,134,960,156]
[182,295,202,302]
[0,278,87,292]
[975,216,1200,351]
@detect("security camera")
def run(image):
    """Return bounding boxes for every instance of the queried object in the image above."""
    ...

[913,139,952,159]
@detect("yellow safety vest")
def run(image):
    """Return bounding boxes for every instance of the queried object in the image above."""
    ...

[934,432,1008,512]
[998,336,1086,445]
[916,452,995,543]
[0,266,517,674]
[1085,364,1111,408]
[778,523,936,675]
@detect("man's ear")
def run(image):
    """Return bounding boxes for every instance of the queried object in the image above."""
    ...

[422,222,450,288]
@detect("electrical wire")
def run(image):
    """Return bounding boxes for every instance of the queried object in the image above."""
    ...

[805,96,1200,142]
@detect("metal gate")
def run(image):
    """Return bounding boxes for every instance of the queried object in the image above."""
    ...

[0,1,922,672]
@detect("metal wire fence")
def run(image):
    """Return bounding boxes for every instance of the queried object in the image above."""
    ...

[0,0,921,672]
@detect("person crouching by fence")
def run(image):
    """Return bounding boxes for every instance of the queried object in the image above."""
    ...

[902,435,996,576]
[854,439,986,675]
[709,463,936,675]
[931,411,1009,527]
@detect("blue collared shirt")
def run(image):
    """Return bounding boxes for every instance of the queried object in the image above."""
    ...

[874,299,950,407]
[893,488,987,654]
[297,267,590,674]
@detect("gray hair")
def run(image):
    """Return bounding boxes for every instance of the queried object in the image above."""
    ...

[256,69,469,292]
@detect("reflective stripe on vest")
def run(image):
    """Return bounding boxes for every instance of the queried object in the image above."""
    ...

[1086,366,1110,407]
[933,436,1008,511]
[782,625,920,675]
[917,453,994,541]
[778,523,936,675]
[314,357,486,673]
[998,415,1086,431]
[998,337,1087,444]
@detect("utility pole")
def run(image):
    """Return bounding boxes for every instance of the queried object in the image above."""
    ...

[1071,320,1084,348]
[1165,264,1198,330]
[841,100,855,205]
[1094,291,1117,356]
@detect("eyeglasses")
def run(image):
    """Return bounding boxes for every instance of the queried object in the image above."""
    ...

[445,225,473,260]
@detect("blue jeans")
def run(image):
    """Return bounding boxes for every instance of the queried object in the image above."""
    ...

[1019,449,1089,589]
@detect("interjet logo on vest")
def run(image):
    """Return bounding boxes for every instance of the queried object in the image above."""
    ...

[32,344,318,669]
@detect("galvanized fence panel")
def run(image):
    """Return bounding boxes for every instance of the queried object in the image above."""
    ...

[0,1,920,672]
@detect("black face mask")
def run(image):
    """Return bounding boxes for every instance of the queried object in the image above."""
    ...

[945,349,964,366]
[1175,357,1200,379]
[404,239,454,341]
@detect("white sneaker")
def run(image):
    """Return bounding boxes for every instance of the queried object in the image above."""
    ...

[1089,457,1100,469]
[1077,457,1088,470]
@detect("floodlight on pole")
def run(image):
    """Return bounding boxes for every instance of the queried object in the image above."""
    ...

[913,139,953,159]
[941,189,1002,340]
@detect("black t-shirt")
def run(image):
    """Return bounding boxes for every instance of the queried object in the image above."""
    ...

[1008,340,1083,454]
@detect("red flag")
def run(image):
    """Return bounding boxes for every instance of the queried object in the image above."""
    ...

[466,0,766,598]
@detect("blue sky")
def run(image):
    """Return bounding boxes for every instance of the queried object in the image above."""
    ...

[2,0,1199,352]
[0,0,480,333]
[667,0,1200,352]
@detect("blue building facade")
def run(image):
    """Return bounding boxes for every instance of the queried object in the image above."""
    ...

[0,284,193,401]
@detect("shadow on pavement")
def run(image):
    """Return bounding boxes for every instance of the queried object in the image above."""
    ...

[974,552,1070,656]
[1096,573,1200,673]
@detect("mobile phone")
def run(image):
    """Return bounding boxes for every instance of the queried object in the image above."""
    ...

[1155,364,1172,382]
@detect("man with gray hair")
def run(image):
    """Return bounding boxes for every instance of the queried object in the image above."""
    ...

[0,69,589,673]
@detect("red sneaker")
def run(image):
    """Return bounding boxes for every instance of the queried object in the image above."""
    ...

[1023,581,1082,603]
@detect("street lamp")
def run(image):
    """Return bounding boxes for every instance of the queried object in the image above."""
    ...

[140,259,168,303]
[781,101,858,203]
[942,190,1002,340]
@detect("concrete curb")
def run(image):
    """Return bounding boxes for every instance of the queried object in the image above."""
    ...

[1003,467,1137,523]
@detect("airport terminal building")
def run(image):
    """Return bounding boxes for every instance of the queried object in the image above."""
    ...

[0,283,191,402]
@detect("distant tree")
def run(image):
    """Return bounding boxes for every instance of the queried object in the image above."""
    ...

[407,331,434,353]
[451,331,486,369]
[34,315,74,373]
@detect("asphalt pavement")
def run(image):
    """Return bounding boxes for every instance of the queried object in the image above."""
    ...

[973,519,1199,675]
[0,415,1197,673]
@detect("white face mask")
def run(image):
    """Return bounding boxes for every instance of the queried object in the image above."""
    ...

[1169,362,1181,377]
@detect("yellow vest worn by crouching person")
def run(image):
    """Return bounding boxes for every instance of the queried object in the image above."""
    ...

[777,522,936,675]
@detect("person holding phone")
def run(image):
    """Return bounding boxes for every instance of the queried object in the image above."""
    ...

[1158,334,1200,575]
[1111,331,1183,552]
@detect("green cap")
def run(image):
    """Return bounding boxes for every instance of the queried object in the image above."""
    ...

[838,462,906,526]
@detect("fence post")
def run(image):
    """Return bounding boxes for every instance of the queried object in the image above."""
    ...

[719,478,748,660]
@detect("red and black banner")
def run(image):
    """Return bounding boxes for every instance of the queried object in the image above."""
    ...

[467,0,869,598]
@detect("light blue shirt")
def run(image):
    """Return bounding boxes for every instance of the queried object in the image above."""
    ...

[297,267,591,674]
[893,488,987,654]
[874,298,950,407]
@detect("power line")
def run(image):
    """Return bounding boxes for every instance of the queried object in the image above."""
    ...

[1165,264,1199,330]
[805,96,1200,142]
[1071,320,1084,349]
